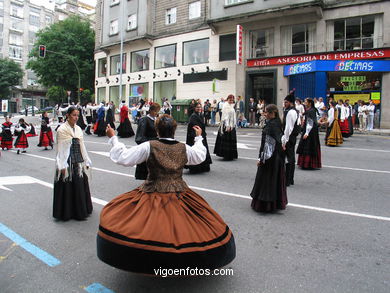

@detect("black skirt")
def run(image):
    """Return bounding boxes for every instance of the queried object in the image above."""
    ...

[53,168,93,221]
[213,128,238,160]
[95,120,107,137]
[117,118,135,138]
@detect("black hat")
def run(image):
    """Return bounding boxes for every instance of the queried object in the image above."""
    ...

[284,91,295,103]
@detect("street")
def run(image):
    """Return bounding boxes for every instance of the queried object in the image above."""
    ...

[0,125,389,293]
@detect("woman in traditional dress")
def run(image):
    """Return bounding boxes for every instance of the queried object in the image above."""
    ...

[14,118,31,154]
[76,103,87,130]
[94,103,107,137]
[1,117,13,150]
[106,102,116,130]
[26,123,37,137]
[117,103,135,138]
[186,102,212,173]
[214,94,238,160]
[323,101,343,147]
[97,116,235,274]
[53,107,92,221]
[250,104,287,213]
[296,98,322,169]
[37,112,54,150]
[336,99,350,138]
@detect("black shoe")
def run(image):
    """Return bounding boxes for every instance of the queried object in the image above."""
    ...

[22,150,26,153]
[17,150,20,154]
[51,145,54,149]
[44,147,48,150]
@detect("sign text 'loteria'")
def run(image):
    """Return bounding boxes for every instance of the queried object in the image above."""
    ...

[248,48,390,67]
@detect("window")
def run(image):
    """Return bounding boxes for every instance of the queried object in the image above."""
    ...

[45,15,52,24]
[219,34,236,61]
[110,0,120,6]
[29,12,40,27]
[97,87,106,104]
[155,44,176,69]
[154,80,176,106]
[250,29,274,58]
[131,49,149,72]
[9,45,22,59]
[183,38,209,65]
[109,86,125,107]
[225,0,251,5]
[28,31,36,45]
[127,14,137,30]
[110,54,126,75]
[281,23,316,55]
[110,19,118,35]
[333,15,376,51]
[98,58,107,77]
[10,19,23,31]
[130,83,148,99]
[10,5,23,18]
[166,7,176,25]
[189,1,201,20]
[9,33,22,46]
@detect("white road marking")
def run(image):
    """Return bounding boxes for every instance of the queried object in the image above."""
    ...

[4,155,390,222]
[89,151,109,157]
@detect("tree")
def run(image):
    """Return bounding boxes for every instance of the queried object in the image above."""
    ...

[80,89,93,104]
[27,16,95,98]
[46,86,67,104]
[0,58,23,99]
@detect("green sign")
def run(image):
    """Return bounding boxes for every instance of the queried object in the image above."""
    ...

[341,76,365,91]
[371,92,381,100]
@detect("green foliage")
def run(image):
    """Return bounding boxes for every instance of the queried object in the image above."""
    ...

[27,16,95,95]
[46,86,67,104]
[80,89,93,104]
[0,58,23,99]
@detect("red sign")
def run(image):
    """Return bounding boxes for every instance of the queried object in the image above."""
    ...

[236,25,243,65]
[247,48,390,67]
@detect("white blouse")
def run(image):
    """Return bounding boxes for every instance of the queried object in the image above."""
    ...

[108,136,207,167]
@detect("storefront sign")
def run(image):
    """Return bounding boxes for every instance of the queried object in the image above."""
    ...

[284,60,390,76]
[236,25,243,65]
[250,48,390,67]
[371,92,381,100]
[333,94,370,104]
[341,76,365,91]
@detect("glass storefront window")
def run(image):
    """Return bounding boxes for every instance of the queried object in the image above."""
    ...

[97,87,106,104]
[183,38,209,65]
[110,53,126,75]
[131,49,149,72]
[129,83,149,106]
[155,44,176,69]
[153,80,176,106]
[98,58,107,77]
[109,85,126,107]
[250,29,274,58]
[333,15,376,51]
[328,72,382,92]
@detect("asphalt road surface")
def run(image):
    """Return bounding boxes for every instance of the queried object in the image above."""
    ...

[0,125,389,293]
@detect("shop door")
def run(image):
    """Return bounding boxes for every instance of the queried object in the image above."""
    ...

[247,71,276,105]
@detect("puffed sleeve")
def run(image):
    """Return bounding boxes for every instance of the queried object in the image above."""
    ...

[109,136,150,166]
[186,136,206,165]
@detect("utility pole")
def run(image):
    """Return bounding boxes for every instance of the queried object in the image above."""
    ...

[119,0,125,104]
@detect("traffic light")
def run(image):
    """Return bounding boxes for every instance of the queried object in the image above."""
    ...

[39,45,46,58]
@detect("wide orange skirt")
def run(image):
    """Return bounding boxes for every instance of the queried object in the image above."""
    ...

[97,187,235,273]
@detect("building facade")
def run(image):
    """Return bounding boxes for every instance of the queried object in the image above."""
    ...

[94,0,390,127]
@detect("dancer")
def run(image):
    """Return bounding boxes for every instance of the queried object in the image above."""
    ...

[324,101,343,146]
[14,118,31,154]
[26,123,37,137]
[37,112,54,150]
[117,102,135,138]
[94,103,108,137]
[282,92,300,186]
[106,101,116,130]
[296,98,322,169]
[134,103,160,180]
[345,99,353,137]
[186,102,212,173]
[97,117,235,274]
[76,103,87,130]
[1,117,13,150]
[53,107,92,221]
[214,94,238,160]
[336,100,350,138]
[250,104,287,213]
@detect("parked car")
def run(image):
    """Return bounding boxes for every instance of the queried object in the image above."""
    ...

[42,106,54,112]
[19,106,39,115]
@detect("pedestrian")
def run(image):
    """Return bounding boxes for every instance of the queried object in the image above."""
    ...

[37,112,54,150]
[345,99,353,137]
[188,99,196,118]
[1,117,13,150]
[358,100,367,131]
[186,102,212,173]
[106,101,116,130]
[203,99,211,126]
[295,98,305,125]
[296,98,322,169]
[257,98,266,128]
[134,102,160,180]
[282,92,300,186]
[214,94,238,160]
[250,104,287,213]
[210,99,217,125]
[323,101,343,147]
[162,98,172,115]
[53,106,92,221]
[248,97,257,126]
[217,97,225,123]
[14,118,30,154]
[117,102,135,138]
[366,99,375,131]
[97,117,235,273]
[24,106,28,117]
